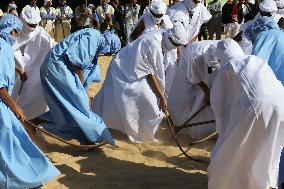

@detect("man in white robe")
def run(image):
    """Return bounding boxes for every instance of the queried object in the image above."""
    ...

[167,0,212,43]
[92,22,187,143]
[208,39,284,189]
[167,40,218,140]
[54,0,73,42]
[12,6,57,120]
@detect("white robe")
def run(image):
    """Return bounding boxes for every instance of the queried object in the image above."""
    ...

[12,26,57,119]
[167,1,212,42]
[168,40,217,139]
[92,31,165,143]
[208,55,284,189]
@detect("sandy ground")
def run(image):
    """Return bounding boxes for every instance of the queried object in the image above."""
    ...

[30,56,215,189]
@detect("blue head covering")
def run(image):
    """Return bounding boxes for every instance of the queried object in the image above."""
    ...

[0,14,22,46]
[245,16,280,42]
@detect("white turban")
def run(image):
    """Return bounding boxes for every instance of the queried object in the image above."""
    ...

[150,0,167,15]
[166,21,188,45]
[20,6,41,25]
[44,0,52,6]
[204,45,219,68]
[275,0,284,8]
[259,0,278,13]
[215,39,245,65]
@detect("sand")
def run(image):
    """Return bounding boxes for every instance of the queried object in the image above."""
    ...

[31,56,215,189]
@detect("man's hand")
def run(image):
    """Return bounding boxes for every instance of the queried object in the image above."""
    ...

[14,105,26,122]
[160,96,168,112]
[20,72,27,82]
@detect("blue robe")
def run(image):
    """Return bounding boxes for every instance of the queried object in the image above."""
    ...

[100,29,121,55]
[39,28,115,145]
[0,37,60,189]
[252,28,284,85]
[252,28,284,187]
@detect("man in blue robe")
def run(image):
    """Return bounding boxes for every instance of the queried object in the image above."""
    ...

[34,28,115,145]
[0,14,60,189]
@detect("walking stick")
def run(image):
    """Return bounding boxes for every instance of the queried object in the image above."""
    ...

[164,110,205,162]
[15,81,24,103]
[175,120,216,133]
[24,120,107,150]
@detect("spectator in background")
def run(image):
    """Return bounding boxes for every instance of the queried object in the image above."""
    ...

[125,0,140,41]
[96,0,115,24]
[242,0,259,22]
[222,0,243,38]
[23,0,40,13]
[129,0,172,42]
[207,0,222,39]
[112,0,127,46]
[54,0,73,42]
[40,0,57,38]
[7,1,18,17]
[99,18,121,55]
[74,0,92,31]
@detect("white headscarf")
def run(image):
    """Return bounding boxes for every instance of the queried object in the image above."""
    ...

[204,44,219,68]
[163,21,187,51]
[259,0,278,13]
[215,39,245,65]
[150,0,167,15]
[275,0,284,8]
[44,0,52,6]
[20,6,41,25]
[166,21,188,44]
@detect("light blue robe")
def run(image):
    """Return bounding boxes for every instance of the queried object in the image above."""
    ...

[252,28,284,85]
[0,37,60,189]
[99,29,121,55]
[252,28,284,187]
[39,28,115,145]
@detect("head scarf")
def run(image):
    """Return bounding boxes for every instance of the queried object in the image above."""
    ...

[259,0,278,13]
[215,39,245,65]
[8,3,17,10]
[245,16,279,42]
[20,6,41,25]
[167,21,188,45]
[44,0,52,6]
[204,44,219,68]
[275,0,284,8]
[163,21,187,51]
[0,14,22,45]
[150,0,167,15]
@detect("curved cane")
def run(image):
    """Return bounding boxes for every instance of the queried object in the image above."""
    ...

[164,110,206,162]
[24,120,107,150]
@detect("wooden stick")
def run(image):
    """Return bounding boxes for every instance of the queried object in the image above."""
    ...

[15,81,24,103]
[24,120,107,150]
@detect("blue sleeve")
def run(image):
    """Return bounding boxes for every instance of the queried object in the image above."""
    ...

[0,43,13,90]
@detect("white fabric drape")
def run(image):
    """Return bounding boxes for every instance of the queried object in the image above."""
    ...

[168,40,218,139]
[92,31,165,143]
[208,55,284,189]
[12,26,57,119]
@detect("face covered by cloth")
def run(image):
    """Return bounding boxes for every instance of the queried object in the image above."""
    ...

[20,6,41,34]
[215,38,245,65]
[149,0,167,24]
[204,44,220,73]
[0,14,23,46]
[162,21,188,53]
